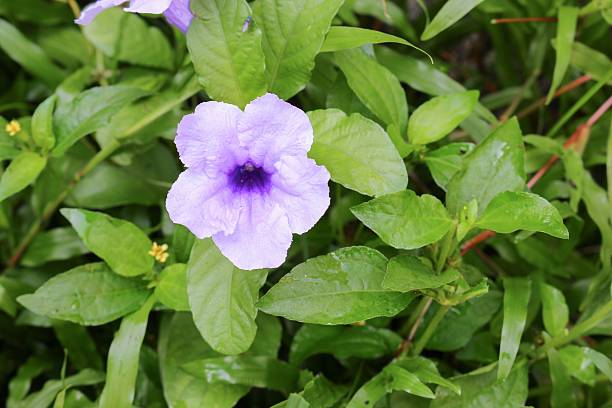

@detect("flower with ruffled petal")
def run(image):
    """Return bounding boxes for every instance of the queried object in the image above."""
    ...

[75,0,193,32]
[166,93,330,270]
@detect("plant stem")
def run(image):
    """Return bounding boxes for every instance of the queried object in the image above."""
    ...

[410,305,449,356]
[491,17,558,24]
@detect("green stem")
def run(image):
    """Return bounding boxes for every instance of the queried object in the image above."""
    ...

[410,305,450,356]
[435,223,456,274]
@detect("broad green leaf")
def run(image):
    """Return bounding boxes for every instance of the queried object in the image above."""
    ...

[383,255,460,292]
[253,0,344,99]
[571,42,612,83]
[155,264,189,312]
[17,369,104,408]
[0,151,47,202]
[424,143,474,191]
[408,91,479,145]
[17,263,150,326]
[431,364,528,408]
[396,357,461,395]
[334,48,408,135]
[421,0,486,41]
[284,394,309,408]
[187,0,267,108]
[498,277,531,381]
[31,95,56,151]
[540,282,569,337]
[273,375,348,408]
[0,19,65,87]
[346,371,388,408]
[21,227,89,267]
[289,324,402,365]
[98,294,156,408]
[546,7,579,103]
[476,191,569,239]
[547,347,577,408]
[446,118,525,215]
[52,86,148,156]
[258,246,413,324]
[308,109,408,196]
[559,346,597,385]
[187,239,268,355]
[321,26,432,62]
[61,208,153,277]
[351,190,453,250]
[383,365,434,399]
[584,347,612,382]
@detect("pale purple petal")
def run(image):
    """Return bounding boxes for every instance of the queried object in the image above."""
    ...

[237,94,313,171]
[124,0,174,13]
[213,196,292,270]
[270,155,330,234]
[163,0,193,32]
[75,0,126,25]
[175,101,247,175]
[166,169,241,238]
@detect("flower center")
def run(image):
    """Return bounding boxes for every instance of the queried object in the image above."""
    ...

[228,162,271,193]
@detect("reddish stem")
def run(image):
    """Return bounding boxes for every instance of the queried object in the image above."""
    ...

[491,17,558,24]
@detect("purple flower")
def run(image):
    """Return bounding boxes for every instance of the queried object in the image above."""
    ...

[75,0,193,33]
[166,94,331,270]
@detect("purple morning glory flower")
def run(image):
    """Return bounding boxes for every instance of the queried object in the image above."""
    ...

[75,0,193,33]
[166,94,331,270]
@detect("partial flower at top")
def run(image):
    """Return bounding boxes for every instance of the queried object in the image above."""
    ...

[166,94,331,270]
[75,0,193,32]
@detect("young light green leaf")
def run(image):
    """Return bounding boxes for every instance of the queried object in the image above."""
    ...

[60,208,153,277]
[17,263,150,326]
[258,246,413,324]
[421,0,486,41]
[351,190,453,250]
[476,191,569,239]
[546,7,579,103]
[446,117,525,215]
[584,347,612,382]
[383,365,435,399]
[284,394,310,408]
[498,277,531,381]
[424,143,474,191]
[383,255,460,292]
[408,91,479,145]
[21,227,89,267]
[17,369,104,408]
[187,0,266,108]
[308,109,408,196]
[98,294,156,408]
[187,239,268,355]
[0,151,47,202]
[396,357,461,395]
[253,0,344,99]
[547,347,577,408]
[571,42,612,83]
[346,371,388,408]
[540,282,569,337]
[31,94,56,151]
[559,346,598,386]
[155,264,189,312]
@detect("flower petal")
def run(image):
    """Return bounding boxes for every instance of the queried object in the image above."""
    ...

[175,101,247,175]
[270,155,330,234]
[163,0,193,32]
[124,0,174,13]
[166,169,240,238]
[75,0,127,25]
[238,93,313,170]
[213,195,292,270]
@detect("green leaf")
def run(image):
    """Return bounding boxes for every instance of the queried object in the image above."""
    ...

[334,48,408,135]
[289,324,402,365]
[52,321,102,371]
[308,109,408,196]
[21,227,89,267]
[476,191,569,239]
[446,117,525,215]
[584,347,612,382]
[258,246,413,324]
[383,365,434,399]
[571,42,612,83]
[297,375,348,408]
[345,371,388,408]
[559,346,598,386]
[320,26,432,62]
[285,394,310,408]
[0,151,47,202]
[424,143,474,191]
[546,7,579,103]
[7,355,54,406]
[0,18,65,87]
[253,0,344,99]
[547,347,577,408]
[187,0,267,108]
[421,0,486,41]
[498,277,531,381]
[540,282,569,337]
[383,255,460,292]
[155,264,189,312]
[60,208,153,277]
[17,369,104,408]
[351,190,453,250]
[187,239,268,355]
[52,85,148,156]
[31,95,56,151]
[396,357,461,395]
[408,91,479,145]
[98,294,156,408]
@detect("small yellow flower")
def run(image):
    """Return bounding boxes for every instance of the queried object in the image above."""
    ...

[149,242,169,263]
[5,120,21,136]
